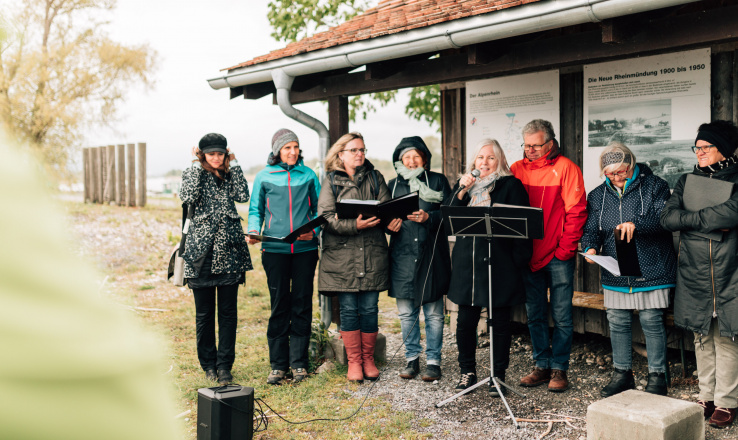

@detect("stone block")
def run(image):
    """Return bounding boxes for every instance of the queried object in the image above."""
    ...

[325,333,386,366]
[587,390,703,440]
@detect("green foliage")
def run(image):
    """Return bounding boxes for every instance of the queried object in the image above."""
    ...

[267,1,439,131]
[166,230,180,246]
[0,0,157,178]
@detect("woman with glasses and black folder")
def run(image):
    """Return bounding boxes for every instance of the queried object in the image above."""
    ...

[581,141,675,399]
[660,120,738,429]
[317,132,402,383]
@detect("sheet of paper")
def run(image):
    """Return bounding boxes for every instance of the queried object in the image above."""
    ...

[579,252,621,277]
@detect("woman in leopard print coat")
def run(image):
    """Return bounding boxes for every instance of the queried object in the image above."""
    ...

[180,133,252,385]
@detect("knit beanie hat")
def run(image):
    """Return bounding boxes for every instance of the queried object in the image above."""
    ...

[395,136,429,163]
[695,120,738,158]
[271,128,299,157]
[198,133,228,154]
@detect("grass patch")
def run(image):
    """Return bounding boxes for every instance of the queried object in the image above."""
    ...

[67,200,424,439]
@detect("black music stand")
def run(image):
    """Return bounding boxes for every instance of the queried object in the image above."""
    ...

[435,204,543,429]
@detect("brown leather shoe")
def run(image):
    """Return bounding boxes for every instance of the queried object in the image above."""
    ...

[708,407,736,429]
[519,367,551,387]
[698,400,716,419]
[548,369,569,392]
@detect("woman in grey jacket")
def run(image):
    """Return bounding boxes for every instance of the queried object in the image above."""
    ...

[660,120,738,429]
[180,133,252,385]
[317,132,401,383]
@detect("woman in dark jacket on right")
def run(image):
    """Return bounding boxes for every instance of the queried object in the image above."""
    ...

[447,138,532,395]
[660,120,738,429]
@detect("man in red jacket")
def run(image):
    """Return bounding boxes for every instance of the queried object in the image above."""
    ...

[511,119,587,392]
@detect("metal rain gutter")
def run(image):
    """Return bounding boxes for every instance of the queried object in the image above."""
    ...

[207,0,698,90]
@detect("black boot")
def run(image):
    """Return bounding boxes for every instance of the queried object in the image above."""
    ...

[644,372,668,396]
[399,358,420,379]
[600,368,635,398]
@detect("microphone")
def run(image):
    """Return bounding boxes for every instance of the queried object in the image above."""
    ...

[460,169,481,190]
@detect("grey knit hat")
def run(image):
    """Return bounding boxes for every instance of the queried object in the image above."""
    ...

[198,133,228,154]
[271,128,299,157]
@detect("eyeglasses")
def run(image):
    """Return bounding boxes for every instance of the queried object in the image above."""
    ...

[342,148,367,155]
[521,141,550,151]
[604,170,629,178]
[692,145,715,154]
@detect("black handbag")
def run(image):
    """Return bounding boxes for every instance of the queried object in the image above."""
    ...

[167,203,193,286]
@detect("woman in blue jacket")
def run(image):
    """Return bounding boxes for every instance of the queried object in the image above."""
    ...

[247,129,321,385]
[581,142,676,398]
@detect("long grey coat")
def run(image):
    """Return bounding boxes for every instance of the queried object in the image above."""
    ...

[660,164,738,338]
[317,160,391,293]
[179,163,253,278]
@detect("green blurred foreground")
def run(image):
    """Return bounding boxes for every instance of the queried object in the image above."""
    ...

[64,198,426,439]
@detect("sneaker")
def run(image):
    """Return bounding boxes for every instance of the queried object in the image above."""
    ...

[205,369,217,382]
[698,400,716,419]
[709,407,737,429]
[292,368,308,383]
[489,383,507,398]
[217,369,233,385]
[267,369,287,385]
[519,367,551,387]
[455,372,477,391]
[399,359,420,379]
[422,364,442,382]
[548,369,569,392]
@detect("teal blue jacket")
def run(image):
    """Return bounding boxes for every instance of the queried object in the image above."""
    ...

[247,159,321,254]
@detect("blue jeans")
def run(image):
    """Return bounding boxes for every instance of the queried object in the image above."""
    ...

[338,291,379,333]
[524,256,575,371]
[396,298,444,365]
[607,308,666,373]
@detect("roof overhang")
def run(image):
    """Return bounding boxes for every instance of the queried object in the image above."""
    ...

[207,0,700,91]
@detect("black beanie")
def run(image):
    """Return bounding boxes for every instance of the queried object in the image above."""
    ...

[198,133,228,154]
[695,121,738,158]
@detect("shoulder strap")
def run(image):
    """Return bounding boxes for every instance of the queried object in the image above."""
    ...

[330,171,339,198]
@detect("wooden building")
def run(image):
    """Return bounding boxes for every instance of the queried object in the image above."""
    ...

[208,0,738,348]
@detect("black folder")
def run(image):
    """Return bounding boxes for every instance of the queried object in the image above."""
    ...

[683,174,735,241]
[246,216,327,244]
[613,227,642,277]
[336,192,419,224]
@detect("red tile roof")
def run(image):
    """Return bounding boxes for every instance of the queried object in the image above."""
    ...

[226,0,542,71]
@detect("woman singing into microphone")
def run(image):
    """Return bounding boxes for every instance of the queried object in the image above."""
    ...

[446,139,532,396]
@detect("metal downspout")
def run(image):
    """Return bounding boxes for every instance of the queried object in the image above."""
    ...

[271,68,333,329]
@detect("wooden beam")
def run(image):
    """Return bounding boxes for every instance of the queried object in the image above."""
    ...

[230,86,244,99]
[365,53,433,80]
[244,82,275,100]
[601,16,641,45]
[328,96,349,146]
[441,88,464,185]
[467,42,506,65]
[712,50,734,121]
[287,5,738,104]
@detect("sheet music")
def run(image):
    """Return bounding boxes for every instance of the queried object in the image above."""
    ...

[579,252,622,277]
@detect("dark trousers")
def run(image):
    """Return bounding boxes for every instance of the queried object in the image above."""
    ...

[456,304,512,379]
[262,250,319,370]
[192,284,239,371]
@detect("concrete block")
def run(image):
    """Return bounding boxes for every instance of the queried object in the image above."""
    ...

[325,333,386,366]
[587,390,703,440]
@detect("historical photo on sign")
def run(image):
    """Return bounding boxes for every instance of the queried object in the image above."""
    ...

[583,48,711,191]
[466,71,559,165]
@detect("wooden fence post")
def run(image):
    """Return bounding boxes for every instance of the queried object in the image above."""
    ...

[100,146,108,203]
[116,144,126,206]
[105,144,116,203]
[94,147,104,204]
[83,148,91,203]
[137,142,146,208]
[127,143,136,207]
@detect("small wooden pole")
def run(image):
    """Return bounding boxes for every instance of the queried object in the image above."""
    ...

[105,144,116,204]
[116,144,126,206]
[137,142,147,208]
[127,143,136,207]
[83,148,91,203]
[94,147,104,204]
[100,146,108,203]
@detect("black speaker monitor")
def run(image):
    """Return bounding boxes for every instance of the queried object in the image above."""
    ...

[197,385,254,440]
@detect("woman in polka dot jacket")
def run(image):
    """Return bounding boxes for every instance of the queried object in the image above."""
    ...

[581,141,676,400]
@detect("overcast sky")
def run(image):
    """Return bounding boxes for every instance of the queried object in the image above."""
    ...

[87,0,436,175]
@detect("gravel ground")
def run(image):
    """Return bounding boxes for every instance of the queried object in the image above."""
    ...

[348,308,738,440]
